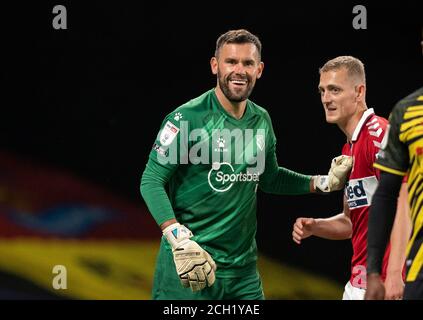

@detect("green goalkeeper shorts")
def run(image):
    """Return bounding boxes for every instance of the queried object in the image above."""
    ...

[151,245,264,300]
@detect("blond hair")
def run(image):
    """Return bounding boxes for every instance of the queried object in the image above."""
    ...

[319,56,366,84]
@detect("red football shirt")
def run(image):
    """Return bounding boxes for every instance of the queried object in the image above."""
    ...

[342,108,391,288]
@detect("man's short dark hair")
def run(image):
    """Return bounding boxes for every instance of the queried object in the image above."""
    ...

[215,29,262,60]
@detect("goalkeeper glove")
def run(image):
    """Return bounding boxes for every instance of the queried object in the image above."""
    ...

[163,222,217,292]
[314,155,353,193]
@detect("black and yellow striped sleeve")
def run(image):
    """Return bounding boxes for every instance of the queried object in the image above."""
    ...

[374,101,409,176]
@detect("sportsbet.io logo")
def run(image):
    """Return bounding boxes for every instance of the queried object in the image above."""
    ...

[208,162,259,192]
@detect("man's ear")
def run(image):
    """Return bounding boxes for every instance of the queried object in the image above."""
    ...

[210,57,218,75]
[256,61,264,79]
[356,84,366,101]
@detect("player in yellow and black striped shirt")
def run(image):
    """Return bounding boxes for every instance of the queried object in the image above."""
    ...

[366,86,423,300]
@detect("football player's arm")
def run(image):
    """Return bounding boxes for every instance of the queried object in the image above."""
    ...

[259,112,350,195]
[141,160,217,292]
[259,150,351,195]
[258,142,313,195]
[292,197,352,244]
[365,103,410,300]
[140,157,178,226]
[140,114,182,226]
[365,172,403,299]
[384,181,411,300]
[312,197,352,239]
[140,118,217,292]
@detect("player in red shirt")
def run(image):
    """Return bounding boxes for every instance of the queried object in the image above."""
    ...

[292,56,411,300]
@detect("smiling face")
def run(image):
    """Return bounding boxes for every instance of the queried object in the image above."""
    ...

[318,67,366,127]
[211,43,263,103]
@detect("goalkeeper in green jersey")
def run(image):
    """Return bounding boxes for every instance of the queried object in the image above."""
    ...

[140,29,352,300]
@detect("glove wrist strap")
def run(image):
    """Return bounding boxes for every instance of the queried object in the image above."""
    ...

[163,222,193,249]
[314,175,329,193]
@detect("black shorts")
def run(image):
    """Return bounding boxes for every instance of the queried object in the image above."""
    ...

[404,280,423,300]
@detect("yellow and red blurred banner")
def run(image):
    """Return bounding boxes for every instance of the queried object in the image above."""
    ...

[0,151,341,299]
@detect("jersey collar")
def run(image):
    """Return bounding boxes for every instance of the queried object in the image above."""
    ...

[351,108,375,142]
[211,89,257,121]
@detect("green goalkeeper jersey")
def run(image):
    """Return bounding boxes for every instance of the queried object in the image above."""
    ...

[141,89,311,277]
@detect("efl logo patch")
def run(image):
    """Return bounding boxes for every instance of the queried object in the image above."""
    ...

[159,121,180,146]
[345,176,378,209]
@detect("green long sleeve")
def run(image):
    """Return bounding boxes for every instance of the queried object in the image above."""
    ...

[259,143,312,195]
[140,157,177,226]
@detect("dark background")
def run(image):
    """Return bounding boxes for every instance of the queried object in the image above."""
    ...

[1,1,422,285]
